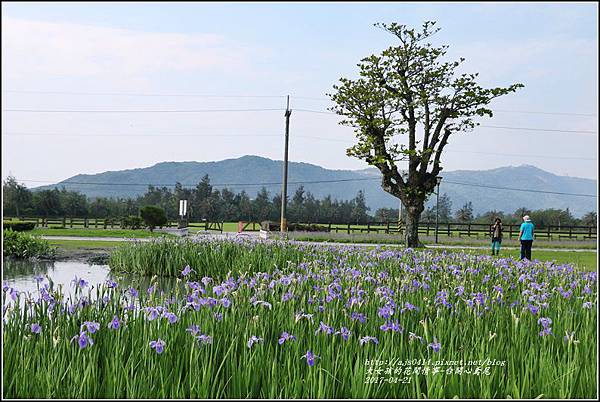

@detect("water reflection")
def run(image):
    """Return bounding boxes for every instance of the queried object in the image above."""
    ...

[3,258,179,301]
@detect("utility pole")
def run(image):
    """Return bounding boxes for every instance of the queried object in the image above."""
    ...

[280,95,292,234]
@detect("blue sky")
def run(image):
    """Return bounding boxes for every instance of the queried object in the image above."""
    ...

[2,2,598,186]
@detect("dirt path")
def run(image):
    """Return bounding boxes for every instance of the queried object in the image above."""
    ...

[42,234,597,253]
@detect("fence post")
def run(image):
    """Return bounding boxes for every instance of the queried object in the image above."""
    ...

[94,218,98,228]
[328,222,332,233]
[468,223,471,237]
[569,226,573,239]
[509,225,513,239]
[347,223,351,234]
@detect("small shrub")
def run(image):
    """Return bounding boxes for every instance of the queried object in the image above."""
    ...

[121,215,144,230]
[139,206,167,232]
[2,229,55,259]
[2,222,36,232]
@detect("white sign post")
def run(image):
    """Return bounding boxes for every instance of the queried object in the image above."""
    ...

[178,200,188,228]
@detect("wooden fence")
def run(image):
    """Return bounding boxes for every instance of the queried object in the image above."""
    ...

[3,217,596,240]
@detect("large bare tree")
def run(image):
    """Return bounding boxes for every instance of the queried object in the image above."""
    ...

[328,21,523,247]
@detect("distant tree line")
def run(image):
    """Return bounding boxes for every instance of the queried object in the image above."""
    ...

[2,175,371,224]
[3,176,597,227]
[374,192,597,227]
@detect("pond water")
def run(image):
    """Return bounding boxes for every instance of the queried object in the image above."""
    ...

[3,258,178,301]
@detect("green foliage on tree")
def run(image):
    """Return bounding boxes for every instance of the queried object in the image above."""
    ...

[139,206,168,232]
[2,176,32,218]
[455,201,474,223]
[328,21,523,246]
[581,211,597,227]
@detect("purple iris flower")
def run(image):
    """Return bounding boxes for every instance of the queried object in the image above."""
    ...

[380,321,402,333]
[186,324,201,336]
[428,338,442,353]
[278,332,296,345]
[81,321,100,334]
[247,335,263,349]
[350,312,366,323]
[163,312,178,324]
[144,307,161,321]
[127,287,139,298]
[196,334,213,345]
[400,302,419,314]
[108,315,121,330]
[377,305,394,319]
[31,323,42,334]
[34,275,45,284]
[302,350,319,367]
[315,321,334,336]
[105,279,118,289]
[582,301,593,309]
[359,336,379,346]
[220,298,231,308]
[71,276,88,289]
[527,304,539,315]
[335,327,351,341]
[181,265,194,277]
[213,312,223,321]
[71,332,94,349]
[149,338,166,354]
[9,288,18,301]
[538,317,552,328]
[537,317,553,337]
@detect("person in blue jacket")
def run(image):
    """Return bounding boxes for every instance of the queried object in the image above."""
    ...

[518,215,535,260]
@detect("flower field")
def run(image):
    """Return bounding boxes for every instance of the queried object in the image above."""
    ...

[2,239,597,398]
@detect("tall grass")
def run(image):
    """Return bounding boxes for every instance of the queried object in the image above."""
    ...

[108,238,312,278]
[3,241,597,398]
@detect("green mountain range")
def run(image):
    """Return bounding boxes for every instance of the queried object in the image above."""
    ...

[35,155,597,217]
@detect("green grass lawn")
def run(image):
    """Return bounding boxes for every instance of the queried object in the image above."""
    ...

[431,247,597,271]
[46,239,126,249]
[31,228,175,238]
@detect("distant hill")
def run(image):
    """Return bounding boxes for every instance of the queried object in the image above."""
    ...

[34,155,597,217]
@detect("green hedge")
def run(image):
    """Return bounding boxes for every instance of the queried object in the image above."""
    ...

[2,229,55,259]
[2,222,36,232]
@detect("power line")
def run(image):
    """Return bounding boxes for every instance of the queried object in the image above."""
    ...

[293,98,597,117]
[442,180,597,198]
[3,131,282,138]
[2,89,286,98]
[2,108,286,113]
[3,131,595,161]
[294,109,597,134]
[17,177,597,198]
[481,125,596,134]
[4,90,596,117]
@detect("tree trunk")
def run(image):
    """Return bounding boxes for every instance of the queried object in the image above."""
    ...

[405,205,424,248]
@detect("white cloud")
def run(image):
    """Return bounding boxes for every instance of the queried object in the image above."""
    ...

[1,18,251,78]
